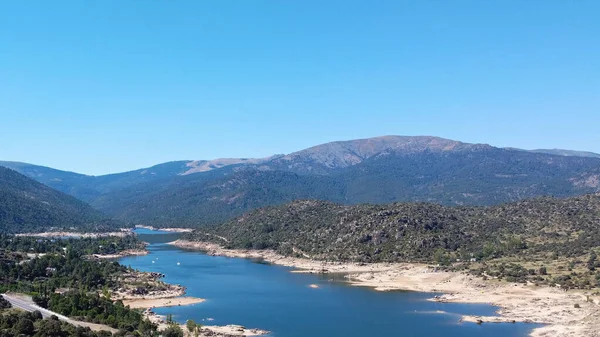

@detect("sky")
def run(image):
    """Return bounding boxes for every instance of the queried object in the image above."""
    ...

[1,1,599,175]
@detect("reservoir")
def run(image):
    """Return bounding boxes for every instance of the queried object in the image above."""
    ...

[120,229,539,337]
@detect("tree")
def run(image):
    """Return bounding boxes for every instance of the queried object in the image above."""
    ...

[14,317,35,335]
[186,319,196,333]
[0,297,11,309]
[36,316,64,337]
[588,251,597,271]
[162,325,184,337]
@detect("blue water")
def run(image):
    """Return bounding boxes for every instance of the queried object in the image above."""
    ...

[120,230,540,337]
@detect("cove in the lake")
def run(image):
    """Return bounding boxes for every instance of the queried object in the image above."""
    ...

[121,229,541,337]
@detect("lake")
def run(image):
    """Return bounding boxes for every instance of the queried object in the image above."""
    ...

[120,229,540,337]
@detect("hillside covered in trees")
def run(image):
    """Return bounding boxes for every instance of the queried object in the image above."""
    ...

[0,310,114,337]
[0,167,119,233]
[4,136,600,228]
[0,236,159,336]
[184,194,600,287]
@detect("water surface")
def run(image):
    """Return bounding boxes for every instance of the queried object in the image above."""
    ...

[120,230,540,337]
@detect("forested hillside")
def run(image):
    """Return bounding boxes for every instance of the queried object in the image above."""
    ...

[0,160,192,202]
[0,236,159,335]
[4,136,600,228]
[0,167,118,233]
[94,146,600,227]
[185,194,600,263]
[91,168,346,227]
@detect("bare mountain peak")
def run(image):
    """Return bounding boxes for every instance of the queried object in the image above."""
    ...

[281,135,491,169]
[181,156,278,175]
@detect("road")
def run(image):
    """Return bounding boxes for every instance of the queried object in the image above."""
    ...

[1,293,117,333]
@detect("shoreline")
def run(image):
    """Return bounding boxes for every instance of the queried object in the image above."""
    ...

[87,249,149,259]
[170,240,600,337]
[15,230,132,238]
[135,301,269,337]
[123,296,205,309]
[134,225,194,233]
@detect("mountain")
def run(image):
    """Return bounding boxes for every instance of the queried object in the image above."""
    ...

[0,158,278,202]
[91,168,347,227]
[337,146,600,204]
[0,160,194,202]
[267,135,491,174]
[183,193,600,264]
[181,156,279,175]
[529,149,600,159]
[0,167,118,233]
[91,142,600,227]
[3,136,600,228]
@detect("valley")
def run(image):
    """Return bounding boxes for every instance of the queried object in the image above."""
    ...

[2,136,600,229]
[2,135,600,337]
[3,1,598,335]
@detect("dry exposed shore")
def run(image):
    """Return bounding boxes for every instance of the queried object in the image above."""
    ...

[201,325,270,336]
[15,230,131,238]
[170,240,600,337]
[86,249,149,259]
[141,306,268,337]
[123,297,205,309]
[135,225,194,233]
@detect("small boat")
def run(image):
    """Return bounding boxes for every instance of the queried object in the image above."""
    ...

[177,262,181,266]
[152,261,155,264]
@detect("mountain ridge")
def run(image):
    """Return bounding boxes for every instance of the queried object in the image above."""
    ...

[3,135,598,182]
[2,135,600,228]
[0,167,118,233]
[529,149,600,159]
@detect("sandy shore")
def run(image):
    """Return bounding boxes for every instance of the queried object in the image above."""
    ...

[87,249,149,259]
[123,296,205,309]
[135,225,194,233]
[142,307,269,336]
[113,283,187,301]
[170,240,600,337]
[201,325,270,336]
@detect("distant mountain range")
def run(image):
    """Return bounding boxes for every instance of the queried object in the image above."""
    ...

[0,167,118,233]
[2,136,600,228]
[529,149,600,159]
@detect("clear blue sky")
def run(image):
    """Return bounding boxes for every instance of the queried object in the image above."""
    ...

[1,1,599,175]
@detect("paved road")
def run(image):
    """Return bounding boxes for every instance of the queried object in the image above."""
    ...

[1,293,117,333]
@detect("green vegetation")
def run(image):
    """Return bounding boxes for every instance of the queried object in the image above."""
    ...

[1,251,128,295]
[5,140,600,229]
[0,235,144,256]
[185,319,201,336]
[184,193,600,288]
[0,236,158,335]
[0,167,119,234]
[161,325,184,337]
[0,160,192,203]
[0,297,11,310]
[0,310,113,337]
[43,292,153,332]
[92,168,346,228]
[92,149,600,228]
